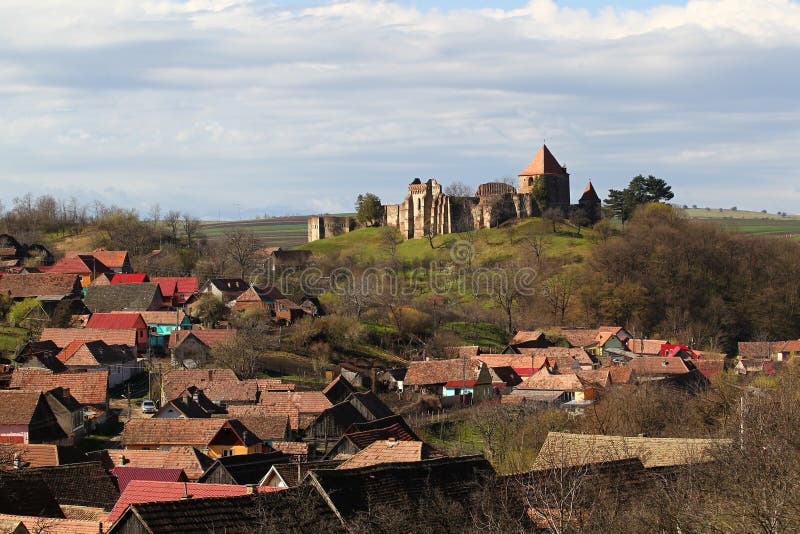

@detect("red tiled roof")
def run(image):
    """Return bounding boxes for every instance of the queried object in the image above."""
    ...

[106,481,282,524]
[151,277,198,296]
[111,466,187,492]
[48,256,107,275]
[608,367,633,384]
[40,328,137,348]
[519,144,565,176]
[10,369,108,405]
[444,380,476,387]
[515,371,584,392]
[111,273,148,284]
[443,346,480,358]
[509,330,546,345]
[86,312,144,330]
[4,444,60,468]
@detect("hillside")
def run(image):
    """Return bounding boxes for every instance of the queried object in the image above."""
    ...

[681,207,800,239]
[299,218,595,266]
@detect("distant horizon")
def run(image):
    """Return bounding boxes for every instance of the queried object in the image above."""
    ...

[1,0,798,219]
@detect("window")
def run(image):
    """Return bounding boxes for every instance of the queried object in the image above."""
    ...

[222,448,234,457]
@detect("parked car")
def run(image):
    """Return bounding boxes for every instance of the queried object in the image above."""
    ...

[141,399,157,414]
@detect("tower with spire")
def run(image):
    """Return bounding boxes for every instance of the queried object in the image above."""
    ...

[517,144,571,212]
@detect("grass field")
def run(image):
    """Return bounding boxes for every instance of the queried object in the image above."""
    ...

[681,207,800,238]
[300,217,593,266]
[199,216,308,248]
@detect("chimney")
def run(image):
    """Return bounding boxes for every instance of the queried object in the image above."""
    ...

[242,430,249,444]
[13,454,20,469]
[208,369,213,381]
[246,484,257,495]
[192,390,199,402]
[118,454,127,465]
[183,392,190,405]
[181,481,192,500]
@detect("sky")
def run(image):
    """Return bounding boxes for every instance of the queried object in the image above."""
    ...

[1,0,799,219]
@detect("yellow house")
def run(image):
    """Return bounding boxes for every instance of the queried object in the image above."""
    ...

[121,418,263,458]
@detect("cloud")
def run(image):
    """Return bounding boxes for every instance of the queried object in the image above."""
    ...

[0,0,798,216]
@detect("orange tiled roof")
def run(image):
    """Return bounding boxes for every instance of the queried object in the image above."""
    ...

[627,339,667,356]
[515,371,584,392]
[627,356,689,375]
[404,358,487,386]
[40,328,137,348]
[66,249,128,270]
[519,144,565,176]
[122,419,227,447]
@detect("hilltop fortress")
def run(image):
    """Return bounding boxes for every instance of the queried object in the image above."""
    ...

[308,145,601,242]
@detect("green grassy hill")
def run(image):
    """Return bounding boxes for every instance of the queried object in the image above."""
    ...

[299,218,594,266]
[681,207,800,239]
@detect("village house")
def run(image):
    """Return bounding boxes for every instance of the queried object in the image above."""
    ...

[229,285,286,315]
[198,451,289,485]
[65,249,132,274]
[88,446,214,481]
[0,273,82,314]
[150,276,199,307]
[85,312,148,353]
[532,431,731,470]
[168,329,237,369]
[155,387,225,418]
[260,459,341,488]
[55,340,141,388]
[115,310,191,352]
[14,341,67,372]
[3,443,88,468]
[0,390,67,445]
[511,370,597,406]
[403,358,494,400]
[196,278,250,304]
[104,480,279,526]
[0,234,54,272]
[111,465,187,493]
[39,327,138,349]
[335,439,435,470]
[121,418,265,458]
[45,256,113,288]
[625,356,691,381]
[83,283,164,313]
[10,368,110,424]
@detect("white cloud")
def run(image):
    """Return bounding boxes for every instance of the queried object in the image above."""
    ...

[0,0,798,215]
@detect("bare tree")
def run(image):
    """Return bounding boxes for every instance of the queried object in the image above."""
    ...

[541,269,577,324]
[148,203,161,232]
[164,210,181,242]
[542,207,564,233]
[224,228,259,279]
[182,213,202,247]
[444,181,474,197]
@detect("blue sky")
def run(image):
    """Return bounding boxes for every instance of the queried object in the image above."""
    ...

[0,0,798,219]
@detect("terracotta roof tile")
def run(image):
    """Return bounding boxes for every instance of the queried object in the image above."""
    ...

[124,310,186,326]
[269,441,310,456]
[627,339,667,356]
[90,447,213,481]
[83,283,162,313]
[40,328,136,348]
[10,369,108,405]
[627,356,690,375]
[259,391,333,414]
[0,514,99,534]
[106,480,274,525]
[0,273,81,299]
[168,329,237,350]
[336,440,424,470]
[121,419,227,447]
[404,358,487,386]
[86,313,143,330]
[477,354,549,377]
[533,432,730,469]
[515,371,584,392]
[509,330,546,345]
[519,144,565,176]
[110,274,148,284]
[111,466,187,492]
[65,250,128,270]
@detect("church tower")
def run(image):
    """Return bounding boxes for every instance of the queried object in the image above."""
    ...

[517,144,570,211]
